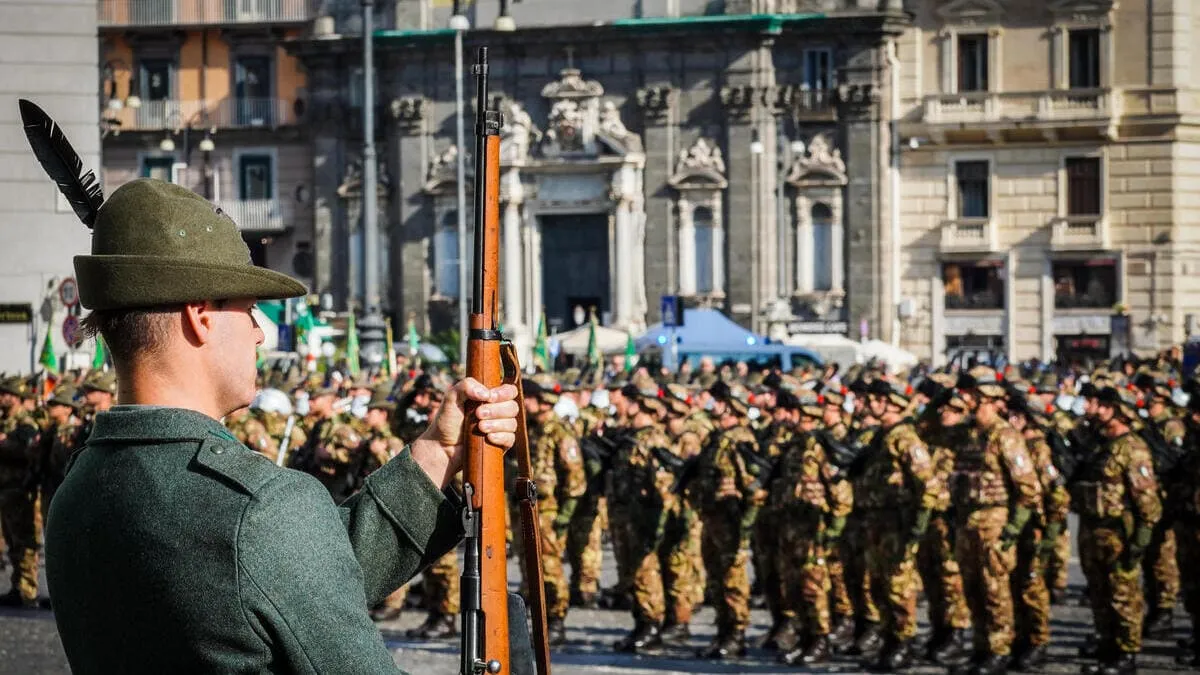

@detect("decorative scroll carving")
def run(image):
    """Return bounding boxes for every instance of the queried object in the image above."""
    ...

[669,137,728,190]
[786,132,847,186]
[936,0,1005,24]
[337,154,390,199]
[423,144,469,195]
[540,68,605,100]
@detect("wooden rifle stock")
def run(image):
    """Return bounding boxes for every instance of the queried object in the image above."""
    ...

[460,46,551,675]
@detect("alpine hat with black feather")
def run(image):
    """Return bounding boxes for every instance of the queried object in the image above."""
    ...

[18,99,306,310]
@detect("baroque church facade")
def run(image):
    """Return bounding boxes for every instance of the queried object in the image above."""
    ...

[289,0,909,353]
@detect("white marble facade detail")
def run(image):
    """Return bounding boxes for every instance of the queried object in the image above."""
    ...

[669,137,728,298]
[786,132,847,298]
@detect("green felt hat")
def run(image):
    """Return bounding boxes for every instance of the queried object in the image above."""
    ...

[74,179,306,310]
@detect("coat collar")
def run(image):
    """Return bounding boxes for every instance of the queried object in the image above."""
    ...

[89,406,239,444]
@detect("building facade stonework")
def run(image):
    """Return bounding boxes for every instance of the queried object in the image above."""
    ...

[289,2,909,356]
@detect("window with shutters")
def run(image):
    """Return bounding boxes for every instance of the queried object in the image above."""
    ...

[957,35,989,92]
[955,160,990,219]
[1065,157,1101,216]
[694,207,714,294]
[435,210,460,298]
[1068,29,1101,89]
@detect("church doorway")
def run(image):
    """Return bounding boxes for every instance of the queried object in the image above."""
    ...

[540,213,610,333]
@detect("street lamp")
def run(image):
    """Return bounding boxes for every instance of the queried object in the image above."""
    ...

[750,129,763,334]
[356,0,387,370]
[451,3,470,367]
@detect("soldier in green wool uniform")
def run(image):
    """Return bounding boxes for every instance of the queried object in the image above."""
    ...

[1074,387,1162,675]
[29,171,521,673]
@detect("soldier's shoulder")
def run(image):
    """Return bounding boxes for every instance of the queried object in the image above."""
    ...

[192,434,291,496]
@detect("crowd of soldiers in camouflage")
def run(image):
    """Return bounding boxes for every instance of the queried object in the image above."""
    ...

[4,349,1200,675]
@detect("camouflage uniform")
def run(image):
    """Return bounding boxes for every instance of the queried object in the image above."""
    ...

[752,421,794,632]
[1074,430,1162,656]
[952,416,1041,658]
[663,418,705,629]
[304,414,365,504]
[694,422,760,649]
[859,421,938,646]
[1047,409,1077,595]
[1175,424,1200,663]
[917,424,971,644]
[0,398,42,605]
[524,414,583,624]
[1145,410,1183,623]
[566,406,605,603]
[226,409,279,463]
[621,423,676,630]
[1014,424,1070,653]
[774,431,853,644]
[823,422,857,627]
[845,424,883,636]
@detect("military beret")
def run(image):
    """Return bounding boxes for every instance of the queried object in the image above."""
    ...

[71,179,306,310]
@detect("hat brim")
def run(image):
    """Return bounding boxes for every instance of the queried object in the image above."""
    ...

[75,255,307,310]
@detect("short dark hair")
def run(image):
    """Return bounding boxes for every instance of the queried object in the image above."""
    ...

[80,306,182,368]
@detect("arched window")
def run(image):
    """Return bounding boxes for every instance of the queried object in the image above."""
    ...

[811,203,833,291]
[435,210,459,297]
[694,206,714,294]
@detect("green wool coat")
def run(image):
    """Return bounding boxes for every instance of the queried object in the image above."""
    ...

[45,406,463,673]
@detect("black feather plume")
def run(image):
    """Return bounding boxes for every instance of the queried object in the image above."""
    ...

[18,99,104,228]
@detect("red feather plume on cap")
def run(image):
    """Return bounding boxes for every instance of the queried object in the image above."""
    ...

[817,394,825,405]
[657,388,664,398]
[995,372,1004,382]
[1027,385,1036,395]
[1045,403,1054,415]
[685,395,693,405]
[839,385,848,395]
[553,383,562,394]
[1169,378,1178,388]
[905,384,914,396]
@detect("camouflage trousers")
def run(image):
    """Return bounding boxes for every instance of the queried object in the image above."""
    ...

[424,549,462,615]
[700,516,751,635]
[843,513,880,624]
[865,511,921,641]
[608,502,634,602]
[1012,526,1051,648]
[957,507,1018,657]
[0,488,39,603]
[752,510,784,623]
[918,513,970,633]
[826,526,853,620]
[1175,522,1200,620]
[566,492,604,597]
[1143,520,1178,613]
[1079,522,1144,653]
[662,505,703,626]
[779,518,832,637]
[380,583,409,610]
[1046,524,1070,594]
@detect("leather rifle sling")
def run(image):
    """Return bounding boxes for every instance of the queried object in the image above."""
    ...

[500,341,552,675]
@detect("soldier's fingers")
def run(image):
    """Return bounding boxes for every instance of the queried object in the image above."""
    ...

[477,418,517,434]
[476,400,519,420]
[486,431,516,449]
[458,378,490,402]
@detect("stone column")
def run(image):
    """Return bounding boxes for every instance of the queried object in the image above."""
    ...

[525,213,542,331]
[677,196,696,295]
[711,193,726,296]
[614,196,636,327]
[500,168,524,334]
[388,94,431,326]
[306,54,347,303]
[830,196,845,293]
[637,84,677,322]
[795,194,813,293]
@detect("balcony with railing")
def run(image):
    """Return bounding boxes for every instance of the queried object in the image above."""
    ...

[1050,215,1109,251]
[940,218,998,254]
[104,98,299,131]
[217,199,287,233]
[99,0,311,27]
[921,89,1116,125]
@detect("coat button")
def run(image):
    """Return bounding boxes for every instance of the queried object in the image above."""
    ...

[213,447,225,455]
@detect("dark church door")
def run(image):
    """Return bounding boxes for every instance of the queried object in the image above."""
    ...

[540,214,610,333]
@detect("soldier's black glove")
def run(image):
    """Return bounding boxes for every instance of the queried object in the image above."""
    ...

[999,506,1031,551]
[1121,524,1154,572]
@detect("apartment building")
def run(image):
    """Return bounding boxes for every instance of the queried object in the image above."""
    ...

[97,0,315,285]
[895,0,1200,365]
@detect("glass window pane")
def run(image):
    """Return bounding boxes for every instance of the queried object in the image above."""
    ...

[238,155,273,200]
[437,211,460,298]
[956,161,990,219]
[943,261,1004,310]
[1066,157,1101,216]
[812,203,833,291]
[1069,30,1101,89]
[1053,259,1115,309]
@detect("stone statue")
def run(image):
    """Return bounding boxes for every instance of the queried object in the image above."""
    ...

[500,102,540,162]
[804,133,845,174]
[544,99,585,153]
[676,137,726,176]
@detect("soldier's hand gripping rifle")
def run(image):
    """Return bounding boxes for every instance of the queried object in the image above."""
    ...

[460,47,551,675]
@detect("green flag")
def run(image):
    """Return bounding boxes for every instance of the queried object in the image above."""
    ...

[586,308,602,372]
[624,329,637,373]
[406,317,421,357]
[346,313,361,377]
[39,328,58,375]
[533,312,550,372]
[256,345,266,370]
[92,336,107,370]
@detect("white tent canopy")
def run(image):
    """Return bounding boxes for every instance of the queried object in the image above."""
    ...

[552,324,630,356]
[784,334,920,374]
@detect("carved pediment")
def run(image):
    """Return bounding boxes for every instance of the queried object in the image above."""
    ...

[541,68,604,100]
[1048,0,1115,18]
[423,144,469,196]
[936,0,1004,24]
[337,155,390,199]
[669,137,728,190]
[785,133,847,186]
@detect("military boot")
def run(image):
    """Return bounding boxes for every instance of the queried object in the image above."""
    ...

[970,653,1009,675]
[932,629,971,666]
[1013,643,1048,671]
[1096,651,1136,675]
[758,618,788,650]
[570,588,598,609]
[829,614,856,652]
[852,622,885,660]
[698,631,746,660]
[547,617,567,647]
[369,604,404,622]
[870,637,914,672]
[405,611,457,639]
[801,634,833,665]
[1081,642,1117,675]
[614,621,661,653]
[659,622,691,646]
[1143,608,1173,639]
